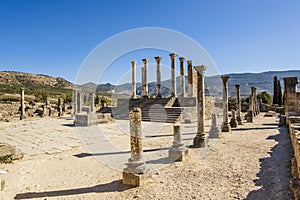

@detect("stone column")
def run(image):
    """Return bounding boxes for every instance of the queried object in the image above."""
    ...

[230,110,238,128]
[141,67,145,97]
[155,56,162,98]
[169,53,177,97]
[123,107,147,186]
[20,87,26,120]
[179,57,185,97]
[142,58,148,98]
[77,92,82,114]
[187,60,194,97]
[58,98,63,117]
[208,113,220,138]
[235,84,242,125]
[252,87,257,116]
[247,87,255,122]
[73,90,77,115]
[169,125,188,161]
[193,65,207,147]
[90,93,95,113]
[131,61,137,99]
[221,76,231,132]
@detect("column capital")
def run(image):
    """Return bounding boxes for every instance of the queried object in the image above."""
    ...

[194,65,207,75]
[179,57,185,62]
[235,84,240,89]
[142,58,148,64]
[221,75,230,83]
[169,53,177,59]
[187,60,192,65]
[154,56,162,63]
[131,60,137,67]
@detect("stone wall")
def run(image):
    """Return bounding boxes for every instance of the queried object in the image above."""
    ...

[284,77,300,117]
[287,116,300,199]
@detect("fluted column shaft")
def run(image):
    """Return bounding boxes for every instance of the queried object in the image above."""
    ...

[131,61,137,99]
[235,84,242,125]
[20,88,25,120]
[187,60,193,97]
[193,65,207,147]
[142,59,148,97]
[169,53,177,97]
[155,56,162,98]
[221,76,231,132]
[179,57,185,97]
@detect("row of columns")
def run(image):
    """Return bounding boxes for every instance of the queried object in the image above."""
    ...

[131,54,195,99]
[220,76,261,132]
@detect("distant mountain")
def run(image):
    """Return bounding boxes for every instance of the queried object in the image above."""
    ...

[0,71,73,89]
[1,70,299,98]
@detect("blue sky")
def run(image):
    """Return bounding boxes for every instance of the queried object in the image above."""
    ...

[0,0,299,84]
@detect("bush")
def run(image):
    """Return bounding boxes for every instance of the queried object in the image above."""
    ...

[257,91,272,105]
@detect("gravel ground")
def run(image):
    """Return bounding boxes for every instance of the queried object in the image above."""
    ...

[0,113,293,200]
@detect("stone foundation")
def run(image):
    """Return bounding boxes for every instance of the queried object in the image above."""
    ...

[74,113,97,126]
[122,171,151,187]
[168,148,189,161]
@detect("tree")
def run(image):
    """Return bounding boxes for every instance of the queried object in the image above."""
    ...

[257,91,272,105]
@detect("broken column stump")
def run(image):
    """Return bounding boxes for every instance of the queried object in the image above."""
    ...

[169,124,189,161]
[230,110,238,128]
[123,107,149,187]
[208,113,220,138]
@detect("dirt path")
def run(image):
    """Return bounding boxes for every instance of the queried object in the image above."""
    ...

[1,113,293,199]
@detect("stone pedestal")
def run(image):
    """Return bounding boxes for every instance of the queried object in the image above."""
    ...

[221,76,231,132]
[74,113,97,126]
[208,113,220,138]
[169,125,188,161]
[230,110,238,128]
[193,65,207,147]
[123,108,148,187]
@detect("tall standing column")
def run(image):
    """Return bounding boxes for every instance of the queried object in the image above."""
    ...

[155,56,162,98]
[221,76,231,132]
[247,87,255,122]
[169,53,177,97]
[131,61,137,99]
[90,93,95,113]
[73,90,78,115]
[20,87,26,120]
[235,84,243,125]
[142,58,148,98]
[179,57,185,97]
[193,65,207,147]
[141,67,145,97]
[187,60,194,97]
[77,92,82,114]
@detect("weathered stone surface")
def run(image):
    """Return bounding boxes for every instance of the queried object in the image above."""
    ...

[221,76,231,132]
[230,110,238,128]
[74,113,97,126]
[169,125,188,161]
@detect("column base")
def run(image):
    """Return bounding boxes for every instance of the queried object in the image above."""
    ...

[237,116,243,125]
[20,115,26,120]
[193,134,207,148]
[156,94,162,98]
[246,111,254,123]
[221,123,231,132]
[168,148,189,162]
[122,170,150,187]
[208,127,220,138]
[230,118,238,128]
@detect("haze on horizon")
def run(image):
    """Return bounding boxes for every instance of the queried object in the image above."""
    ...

[0,0,299,84]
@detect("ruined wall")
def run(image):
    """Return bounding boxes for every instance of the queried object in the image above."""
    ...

[284,77,300,117]
[287,117,300,199]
